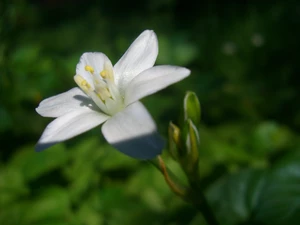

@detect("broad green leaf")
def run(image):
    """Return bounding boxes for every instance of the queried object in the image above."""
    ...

[207,150,300,225]
[207,169,266,225]
[11,44,40,65]
[251,121,293,156]
[22,187,70,224]
[98,144,139,170]
[10,144,67,182]
[63,137,104,202]
[0,202,28,225]
[0,106,12,131]
[74,192,104,225]
[252,151,300,225]
[95,187,165,225]
[0,167,28,206]
[126,161,184,212]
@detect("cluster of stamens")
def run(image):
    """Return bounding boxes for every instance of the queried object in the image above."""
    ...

[74,62,122,115]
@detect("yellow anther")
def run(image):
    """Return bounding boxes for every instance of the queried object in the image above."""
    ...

[100,70,107,78]
[81,80,91,88]
[85,65,94,74]
[103,61,115,81]
[74,74,92,94]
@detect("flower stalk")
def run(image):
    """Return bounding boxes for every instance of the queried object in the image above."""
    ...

[152,91,219,225]
[149,156,186,197]
[152,154,219,225]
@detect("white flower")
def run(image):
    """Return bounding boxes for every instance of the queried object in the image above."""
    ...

[36,30,190,159]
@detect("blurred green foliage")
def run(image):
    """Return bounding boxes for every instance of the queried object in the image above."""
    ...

[0,0,300,224]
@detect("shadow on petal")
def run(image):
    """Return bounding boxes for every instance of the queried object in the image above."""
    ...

[110,131,164,160]
[73,94,99,111]
[35,141,59,152]
[101,101,163,159]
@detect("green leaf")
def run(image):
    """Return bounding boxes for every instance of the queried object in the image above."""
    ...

[63,137,103,201]
[0,202,28,225]
[22,187,70,224]
[98,144,139,170]
[251,121,293,156]
[252,151,300,225]
[0,167,28,206]
[0,106,12,131]
[207,169,266,225]
[73,192,104,225]
[207,150,300,225]
[126,163,183,212]
[10,144,68,182]
[94,186,166,225]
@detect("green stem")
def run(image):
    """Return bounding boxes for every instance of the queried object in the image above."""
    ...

[187,188,219,225]
[200,192,219,225]
[149,156,219,225]
[185,170,219,225]
[148,156,187,197]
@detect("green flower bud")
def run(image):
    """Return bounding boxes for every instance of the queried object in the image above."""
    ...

[168,121,182,159]
[180,119,200,177]
[183,92,201,126]
[185,119,200,166]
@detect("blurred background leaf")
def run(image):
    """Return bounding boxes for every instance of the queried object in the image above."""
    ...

[207,150,300,225]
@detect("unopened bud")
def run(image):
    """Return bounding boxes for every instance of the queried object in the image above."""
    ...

[168,122,182,159]
[186,119,200,165]
[183,92,201,126]
[181,119,200,177]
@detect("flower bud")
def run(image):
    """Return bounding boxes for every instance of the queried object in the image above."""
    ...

[183,92,201,126]
[185,119,200,166]
[181,119,200,177]
[168,121,182,159]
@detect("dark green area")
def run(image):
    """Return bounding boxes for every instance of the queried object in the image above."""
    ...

[0,0,299,224]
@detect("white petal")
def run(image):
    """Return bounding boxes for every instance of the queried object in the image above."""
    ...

[114,30,158,93]
[101,101,164,159]
[76,52,113,88]
[36,108,109,151]
[36,88,96,118]
[124,65,190,106]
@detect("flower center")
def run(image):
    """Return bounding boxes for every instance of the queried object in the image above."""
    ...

[74,62,123,116]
